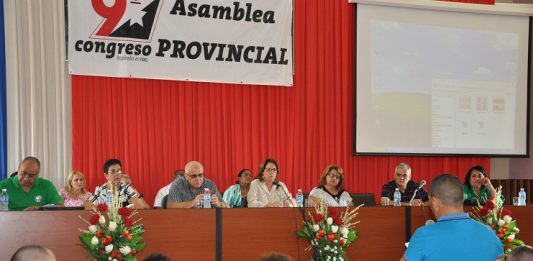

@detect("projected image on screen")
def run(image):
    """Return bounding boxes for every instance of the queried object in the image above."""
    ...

[355,3,530,156]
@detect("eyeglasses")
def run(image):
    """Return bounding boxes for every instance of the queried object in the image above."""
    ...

[187,173,204,179]
[20,171,38,179]
[396,173,408,178]
[107,169,122,175]
[327,173,341,179]
[471,174,484,178]
[265,168,278,173]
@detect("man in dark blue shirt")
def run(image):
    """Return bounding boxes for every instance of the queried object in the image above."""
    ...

[380,162,428,206]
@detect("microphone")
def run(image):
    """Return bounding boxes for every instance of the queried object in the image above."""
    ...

[272,180,295,207]
[409,180,426,206]
[416,180,426,190]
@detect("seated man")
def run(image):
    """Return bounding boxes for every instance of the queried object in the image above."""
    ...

[167,161,228,208]
[0,156,63,211]
[380,162,428,206]
[508,245,533,261]
[401,174,503,261]
[89,159,147,209]
[154,169,184,208]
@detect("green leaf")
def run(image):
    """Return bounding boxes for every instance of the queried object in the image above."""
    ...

[296,230,310,239]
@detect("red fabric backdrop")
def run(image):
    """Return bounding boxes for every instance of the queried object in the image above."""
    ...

[72,0,493,206]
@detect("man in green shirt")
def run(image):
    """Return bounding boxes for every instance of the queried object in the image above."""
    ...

[0,156,63,211]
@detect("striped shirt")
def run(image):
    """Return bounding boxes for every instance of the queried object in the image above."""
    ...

[91,183,138,206]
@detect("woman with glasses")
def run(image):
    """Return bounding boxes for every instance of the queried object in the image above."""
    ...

[222,169,253,208]
[247,158,295,207]
[309,164,353,207]
[59,170,93,207]
[463,165,501,205]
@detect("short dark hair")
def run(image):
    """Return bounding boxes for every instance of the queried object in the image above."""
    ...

[430,174,464,207]
[318,164,344,190]
[510,245,533,261]
[143,253,172,261]
[11,245,55,261]
[103,159,122,174]
[464,165,487,190]
[20,156,41,168]
[258,252,294,261]
[257,158,279,181]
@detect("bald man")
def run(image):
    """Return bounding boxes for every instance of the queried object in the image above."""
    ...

[0,157,62,211]
[11,245,56,261]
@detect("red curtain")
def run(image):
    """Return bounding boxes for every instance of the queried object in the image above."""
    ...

[72,0,492,205]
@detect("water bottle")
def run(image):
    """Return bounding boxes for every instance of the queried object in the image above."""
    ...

[296,189,304,208]
[203,188,212,208]
[0,189,9,211]
[518,188,526,206]
[106,189,113,206]
[393,188,401,207]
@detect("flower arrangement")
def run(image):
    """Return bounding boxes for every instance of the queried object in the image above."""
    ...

[79,190,145,261]
[296,200,361,261]
[471,186,524,256]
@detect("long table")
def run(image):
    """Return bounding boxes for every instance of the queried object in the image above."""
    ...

[0,206,530,260]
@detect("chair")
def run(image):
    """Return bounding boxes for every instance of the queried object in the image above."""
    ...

[351,193,376,207]
[161,195,169,209]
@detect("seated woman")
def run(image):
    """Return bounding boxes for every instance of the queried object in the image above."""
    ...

[59,170,93,207]
[463,165,502,205]
[247,158,296,207]
[309,164,353,207]
[223,169,253,208]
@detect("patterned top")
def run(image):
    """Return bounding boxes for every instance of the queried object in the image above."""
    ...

[222,183,245,208]
[167,176,223,204]
[59,189,93,207]
[91,183,138,206]
[380,180,429,202]
[309,186,352,207]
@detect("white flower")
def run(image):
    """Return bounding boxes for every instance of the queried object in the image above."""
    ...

[498,219,505,226]
[105,244,113,253]
[313,224,320,232]
[324,245,330,250]
[333,257,337,261]
[508,234,515,240]
[109,221,117,232]
[514,227,520,233]
[119,246,131,255]
[99,215,106,225]
[331,225,339,233]
[89,225,97,233]
[108,258,111,261]
[503,215,512,223]
[327,217,333,225]
[486,217,492,224]
[341,227,349,236]
[91,236,99,245]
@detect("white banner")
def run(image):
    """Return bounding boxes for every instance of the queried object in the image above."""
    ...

[68,0,293,86]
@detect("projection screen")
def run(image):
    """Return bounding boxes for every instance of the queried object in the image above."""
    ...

[354,0,532,156]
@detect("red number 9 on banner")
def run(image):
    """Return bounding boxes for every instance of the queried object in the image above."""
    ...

[91,0,127,36]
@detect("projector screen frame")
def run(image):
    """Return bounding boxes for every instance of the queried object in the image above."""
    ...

[352,0,532,157]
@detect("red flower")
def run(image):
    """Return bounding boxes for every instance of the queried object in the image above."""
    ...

[479,207,489,217]
[340,238,346,246]
[101,250,106,255]
[131,250,137,255]
[327,233,335,242]
[327,208,338,218]
[90,214,100,225]
[485,200,495,210]
[118,207,132,217]
[502,208,512,216]
[96,203,108,212]
[334,217,344,226]
[124,217,133,229]
[313,214,324,223]
[110,251,116,258]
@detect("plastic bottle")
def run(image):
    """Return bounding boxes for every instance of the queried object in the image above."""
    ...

[0,189,9,211]
[518,188,526,206]
[296,189,304,208]
[106,189,113,206]
[393,188,401,207]
[203,188,212,208]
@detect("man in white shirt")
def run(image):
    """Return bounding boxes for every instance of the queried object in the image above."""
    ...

[153,169,184,208]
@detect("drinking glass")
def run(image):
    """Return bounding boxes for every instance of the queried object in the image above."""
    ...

[513,197,519,206]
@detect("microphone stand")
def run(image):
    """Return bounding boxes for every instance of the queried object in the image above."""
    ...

[275,182,295,208]
[409,189,420,206]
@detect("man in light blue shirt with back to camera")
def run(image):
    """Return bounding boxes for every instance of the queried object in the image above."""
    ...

[401,173,503,261]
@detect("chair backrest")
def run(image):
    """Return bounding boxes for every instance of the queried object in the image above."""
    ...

[161,194,169,209]
[351,193,376,207]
